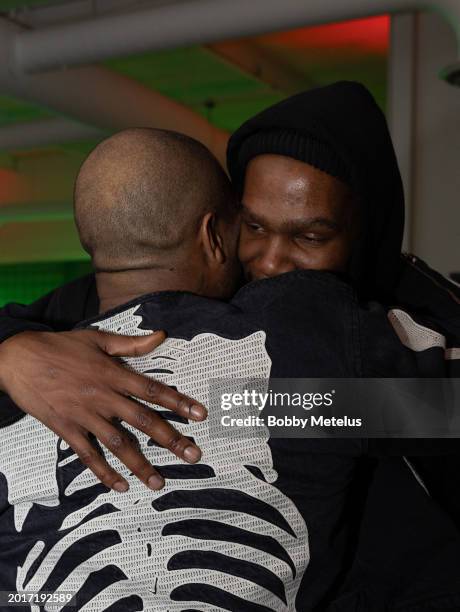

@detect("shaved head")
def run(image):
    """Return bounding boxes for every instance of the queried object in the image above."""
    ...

[74,128,236,271]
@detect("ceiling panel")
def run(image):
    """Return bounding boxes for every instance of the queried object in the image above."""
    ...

[105,46,285,132]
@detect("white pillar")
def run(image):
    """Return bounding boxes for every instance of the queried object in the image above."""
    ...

[411,12,460,275]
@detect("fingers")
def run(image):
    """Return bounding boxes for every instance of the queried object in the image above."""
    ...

[117,373,207,421]
[92,329,167,357]
[109,395,202,464]
[84,416,166,491]
[88,330,207,420]
[77,328,207,420]
[56,428,130,493]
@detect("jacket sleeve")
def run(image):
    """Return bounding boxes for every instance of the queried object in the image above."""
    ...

[0,293,59,343]
[0,272,98,343]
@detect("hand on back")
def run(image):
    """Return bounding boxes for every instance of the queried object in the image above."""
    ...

[0,329,206,492]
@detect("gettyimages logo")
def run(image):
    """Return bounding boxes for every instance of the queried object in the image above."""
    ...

[213,382,364,437]
[220,389,336,411]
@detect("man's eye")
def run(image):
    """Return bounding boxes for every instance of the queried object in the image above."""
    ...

[245,221,264,233]
[296,234,327,244]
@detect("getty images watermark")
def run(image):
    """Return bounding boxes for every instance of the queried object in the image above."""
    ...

[207,378,460,438]
[219,388,362,430]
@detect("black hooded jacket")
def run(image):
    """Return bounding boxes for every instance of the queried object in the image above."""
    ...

[226,81,460,609]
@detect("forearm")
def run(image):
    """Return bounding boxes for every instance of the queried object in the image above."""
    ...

[0,298,56,394]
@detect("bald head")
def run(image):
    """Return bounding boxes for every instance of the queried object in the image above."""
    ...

[74,128,236,271]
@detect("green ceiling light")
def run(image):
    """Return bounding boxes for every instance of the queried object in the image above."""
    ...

[0,260,92,307]
[105,47,284,133]
[0,94,54,127]
[0,201,73,225]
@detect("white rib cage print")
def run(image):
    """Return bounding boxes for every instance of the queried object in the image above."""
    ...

[0,305,309,612]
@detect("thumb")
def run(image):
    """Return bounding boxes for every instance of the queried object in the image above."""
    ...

[93,330,167,357]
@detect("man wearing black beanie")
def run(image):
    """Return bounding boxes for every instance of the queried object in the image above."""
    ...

[227,81,405,302]
[226,80,460,609]
[226,82,458,327]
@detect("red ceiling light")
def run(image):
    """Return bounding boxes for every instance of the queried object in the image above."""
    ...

[261,15,390,55]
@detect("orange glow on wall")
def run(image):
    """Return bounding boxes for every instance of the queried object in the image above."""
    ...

[0,169,31,206]
[261,15,390,55]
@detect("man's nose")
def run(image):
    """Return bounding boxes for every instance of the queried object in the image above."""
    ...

[253,241,293,279]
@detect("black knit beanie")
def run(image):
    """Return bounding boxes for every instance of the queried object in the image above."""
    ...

[235,128,352,190]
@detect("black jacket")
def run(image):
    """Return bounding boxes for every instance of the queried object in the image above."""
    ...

[1,271,460,611]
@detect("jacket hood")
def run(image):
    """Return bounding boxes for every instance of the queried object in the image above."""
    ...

[226,81,405,301]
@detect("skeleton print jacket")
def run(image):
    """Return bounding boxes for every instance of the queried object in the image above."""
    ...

[1,270,460,612]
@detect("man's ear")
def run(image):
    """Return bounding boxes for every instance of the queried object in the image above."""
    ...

[198,212,225,265]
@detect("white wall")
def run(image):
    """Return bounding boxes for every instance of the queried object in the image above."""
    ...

[388,11,460,276]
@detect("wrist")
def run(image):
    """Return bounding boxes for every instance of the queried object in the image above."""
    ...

[0,332,26,392]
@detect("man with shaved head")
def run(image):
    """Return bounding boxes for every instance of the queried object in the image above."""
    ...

[75,129,238,283]
[74,128,241,312]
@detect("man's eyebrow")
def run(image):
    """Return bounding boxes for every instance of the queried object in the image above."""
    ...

[241,205,339,232]
[240,205,270,226]
[287,218,340,232]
